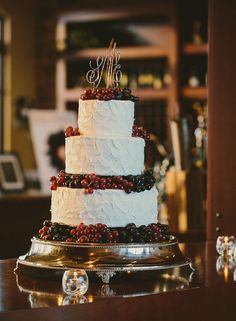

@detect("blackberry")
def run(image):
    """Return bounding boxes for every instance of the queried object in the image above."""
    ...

[126,235,134,243]
[123,87,131,94]
[138,225,147,234]
[53,234,61,241]
[61,235,68,242]
[43,220,52,227]
[146,169,154,176]
[125,223,136,234]
[115,93,123,100]
[119,230,127,242]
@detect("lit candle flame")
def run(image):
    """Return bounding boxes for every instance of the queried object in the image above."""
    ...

[223,264,229,282]
[224,236,229,244]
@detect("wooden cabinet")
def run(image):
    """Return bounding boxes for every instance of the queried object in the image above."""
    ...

[54,1,209,237]
[55,2,178,145]
[178,0,208,99]
[0,194,50,259]
[207,0,236,240]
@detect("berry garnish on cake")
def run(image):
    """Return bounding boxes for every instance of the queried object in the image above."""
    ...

[50,170,156,194]
[80,87,139,102]
[37,221,172,244]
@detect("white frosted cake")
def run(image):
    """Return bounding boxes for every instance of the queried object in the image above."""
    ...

[50,98,158,227]
[37,41,171,244]
[38,39,170,243]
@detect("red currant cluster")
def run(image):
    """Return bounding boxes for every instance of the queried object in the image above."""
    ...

[37,221,172,244]
[80,173,135,194]
[50,175,60,190]
[132,125,150,140]
[38,225,51,240]
[65,126,80,138]
[69,223,119,243]
[50,170,156,193]
[80,87,139,102]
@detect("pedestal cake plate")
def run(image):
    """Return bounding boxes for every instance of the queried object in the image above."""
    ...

[16,42,194,285]
[16,262,192,308]
[16,236,194,283]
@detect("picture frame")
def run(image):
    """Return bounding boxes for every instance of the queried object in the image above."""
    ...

[0,152,26,193]
[28,110,77,193]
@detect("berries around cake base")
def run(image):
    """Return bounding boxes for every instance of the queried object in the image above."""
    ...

[37,221,172,244]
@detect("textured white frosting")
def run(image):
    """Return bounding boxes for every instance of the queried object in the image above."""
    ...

[51,187,158,227]
[78,99,134,137]
[65,136,144,175]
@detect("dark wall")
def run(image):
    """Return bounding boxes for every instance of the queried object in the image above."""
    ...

[207,0,236,240]
[0,195,50,258]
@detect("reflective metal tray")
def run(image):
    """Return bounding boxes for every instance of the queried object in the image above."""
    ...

[16,237,193,283]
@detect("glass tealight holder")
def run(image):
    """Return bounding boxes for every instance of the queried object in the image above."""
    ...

[216,236,236,256]
[62,269,89,296]
[63,294,88,305]
[216,255,235,275]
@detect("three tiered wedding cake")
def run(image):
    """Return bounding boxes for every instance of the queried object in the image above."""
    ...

[37,40,171,244]
[17,42,191,285]
[51,98,158,228]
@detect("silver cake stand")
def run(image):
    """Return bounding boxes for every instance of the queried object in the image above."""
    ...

[16,236,194,283]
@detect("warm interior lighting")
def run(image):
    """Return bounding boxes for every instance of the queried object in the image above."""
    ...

[224,236,229,244]
[223,265,229,282]
[57,295,64,306]
[87,294,94,303]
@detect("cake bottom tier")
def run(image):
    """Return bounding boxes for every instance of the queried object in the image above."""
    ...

[51,187,158,227]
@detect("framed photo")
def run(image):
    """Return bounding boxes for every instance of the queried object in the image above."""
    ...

[0,153,26,193]
[28,110,77,193]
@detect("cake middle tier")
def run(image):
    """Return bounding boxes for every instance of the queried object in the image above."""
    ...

[51,187,158,227]
[65,136,145,175]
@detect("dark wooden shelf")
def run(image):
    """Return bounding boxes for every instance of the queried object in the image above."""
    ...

[61,45,169,61]
[133,88,169,100]
[182,43,208,55]
[181,86,208,99]
[0,191,50,202]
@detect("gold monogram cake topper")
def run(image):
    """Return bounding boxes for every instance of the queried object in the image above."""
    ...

[86,39,122,88]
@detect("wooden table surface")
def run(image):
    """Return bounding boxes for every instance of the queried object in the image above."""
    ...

[0,242,235,321]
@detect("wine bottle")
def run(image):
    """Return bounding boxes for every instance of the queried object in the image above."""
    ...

[163,68,172,87]
[188,67,200,88]
[192,20,203,44]
[120,72,129,87]
[129,72,138,90]
[153,71,163,90]
[138,69,153,88]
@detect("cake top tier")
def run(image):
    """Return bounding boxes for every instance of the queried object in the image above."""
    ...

[78,99,135,138]
[78,40,139,138]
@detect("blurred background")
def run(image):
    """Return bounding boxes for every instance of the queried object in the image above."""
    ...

[0,0,208,257]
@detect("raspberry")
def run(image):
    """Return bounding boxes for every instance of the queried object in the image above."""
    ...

[77,236,89,243]
[76,223,85,232]
[86,187,94,194]
[81,179,89,189]
[73,127,80,136]
[70,229,77,236]
[88,173,97,182]
[51,183,57,190]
